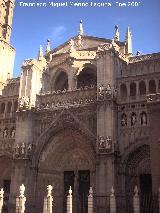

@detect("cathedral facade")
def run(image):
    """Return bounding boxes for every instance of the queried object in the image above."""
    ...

[0,1,160,212]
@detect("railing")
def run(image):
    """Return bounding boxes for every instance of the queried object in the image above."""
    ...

[0,185,160,213]
[117,94,147,104]
[36,86,97,110]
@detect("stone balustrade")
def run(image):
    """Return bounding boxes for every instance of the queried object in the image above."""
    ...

[36,86,97,110]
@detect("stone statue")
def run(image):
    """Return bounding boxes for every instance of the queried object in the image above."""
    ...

[131,113,136,126]
[98,85,105,98]
[21,143,26,155]
[106,84,112,96]
[98,136,105,149]
[121,114,127,126]
[11,128,15,138]
[25,96,30,107]
[106,136,112,149]
[19,96,25,108]
[15,143,20,155]
[27,143,32,156]
[141,113,147,125]
[3,129,8,138]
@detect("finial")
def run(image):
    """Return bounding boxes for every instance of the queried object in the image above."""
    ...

[125,26,132,54]
[69,186,72,195]
[114,25,120,41]
[79,20,84,35]
[111,186,115,195]
[125,27,131,40]
[47,185,53,196]
[46,39,51,53]
[38,45,43,60]
[134,185,138,196]
[0,188,4,197]
[19,184,25,197]
[89,187,93,197]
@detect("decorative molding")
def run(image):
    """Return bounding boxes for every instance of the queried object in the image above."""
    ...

[14,143,34,159]
[97,135,112,154]
[19,96,30,110]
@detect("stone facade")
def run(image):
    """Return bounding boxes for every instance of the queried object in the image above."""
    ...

[0,2,160,212]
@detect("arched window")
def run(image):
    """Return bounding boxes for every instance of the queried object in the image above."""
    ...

[131,112,137,126]
[120,84,127,97]
[140,112,147,126]
[77,67,97,88]
[54,71,68,91]
[149,80,156,93]
[13,100,18,112]
[121,113,127,126]
[130,82,136,96]
[1,103,5,114]
[7,102,12,113]
[139,81,146,95]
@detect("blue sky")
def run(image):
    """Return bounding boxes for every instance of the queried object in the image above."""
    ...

[11,0,160,77]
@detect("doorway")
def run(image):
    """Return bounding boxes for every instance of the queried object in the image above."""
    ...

[64,170,90,213]
[139,174,153,213]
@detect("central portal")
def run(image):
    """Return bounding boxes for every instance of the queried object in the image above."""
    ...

[64,170,90,213]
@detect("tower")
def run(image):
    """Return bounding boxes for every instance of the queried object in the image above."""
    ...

[0,0,15,93]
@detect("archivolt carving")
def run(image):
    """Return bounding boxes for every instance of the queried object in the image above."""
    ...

[124,145,150,176]
[38,128,95,172]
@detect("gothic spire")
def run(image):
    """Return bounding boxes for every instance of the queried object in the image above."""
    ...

[114,25,120,42]
[46,39,51,53]
[79,20,84,35]
[125,27,132,54]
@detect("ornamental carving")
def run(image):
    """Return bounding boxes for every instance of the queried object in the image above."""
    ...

[14,143,33,159]
[98,84,112,100]
[19,96,30,110]
[97,135,112,153]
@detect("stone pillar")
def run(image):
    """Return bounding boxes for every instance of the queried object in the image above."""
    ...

[88,187,93,213]
[136,81,139,97]
[43,185,53,213]
[68,66,77,90]
[16,184,26,213]
[110,186,116,213]
[133,186,140,213]
[96,50,117,212]
[67,187,72,213]
[0,188,4,213]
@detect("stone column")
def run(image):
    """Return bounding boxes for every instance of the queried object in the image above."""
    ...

[43,185,53,213]
[133,186,140,213]
[88,187,93,213]
[16,184,26,213]
[110,187,116,213]
[0,188,4,213]
[67,187,72,213]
